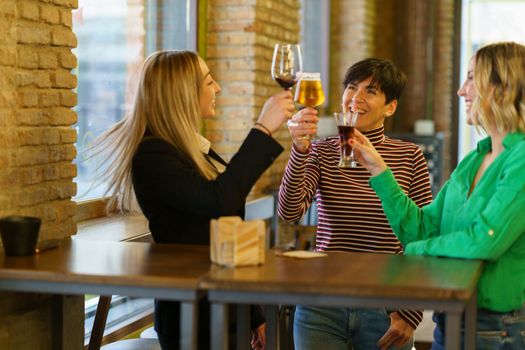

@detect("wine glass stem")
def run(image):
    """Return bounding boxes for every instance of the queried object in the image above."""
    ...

[310,107,319,140]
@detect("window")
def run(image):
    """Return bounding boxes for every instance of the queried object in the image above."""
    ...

[84,295,153,345]
[72,0,198,343]
[73,0,198,201]
[300,0,330,109]
[458,0,525,159]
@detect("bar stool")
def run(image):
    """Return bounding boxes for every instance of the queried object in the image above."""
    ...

[140,326,157,339]
[100,339,160,350]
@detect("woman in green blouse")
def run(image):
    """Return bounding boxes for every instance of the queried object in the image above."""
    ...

[351,41,525,349]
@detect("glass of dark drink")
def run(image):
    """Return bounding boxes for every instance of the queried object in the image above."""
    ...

[334,111,359,168]
[271,43,302,90]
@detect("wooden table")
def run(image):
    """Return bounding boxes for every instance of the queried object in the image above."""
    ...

[0,239,211,350]
[202,251,483,350]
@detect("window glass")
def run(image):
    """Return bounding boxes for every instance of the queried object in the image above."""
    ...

[458,0,525,159]
[73,0,197,201]
[300,0,330,108]
[146,0,197,54]
[72,0,198,342]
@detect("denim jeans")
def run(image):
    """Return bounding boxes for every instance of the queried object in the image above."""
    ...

[294,305,414,350]
[432,306,525,350]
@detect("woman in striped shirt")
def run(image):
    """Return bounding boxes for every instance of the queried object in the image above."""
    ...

[278,58,433,350]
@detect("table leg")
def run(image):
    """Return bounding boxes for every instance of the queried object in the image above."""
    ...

[52,295,83,350]
[180,301,198,350]
[445,310,462,350]
[52,295,64,350]
[264,305,280,350]
[211,303,229,350]
[464,290,478,350]
[236,305,250,350]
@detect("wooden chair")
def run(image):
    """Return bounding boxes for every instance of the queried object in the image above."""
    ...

[88,296,112,350]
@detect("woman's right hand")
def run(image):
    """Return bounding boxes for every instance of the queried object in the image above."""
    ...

[287,108,319,153]
[350,129,388,176]
[255,90,295,135]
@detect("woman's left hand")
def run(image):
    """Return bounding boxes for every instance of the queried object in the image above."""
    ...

[251,323,266,350]
[350,129,388,176]
[377,312,415,350]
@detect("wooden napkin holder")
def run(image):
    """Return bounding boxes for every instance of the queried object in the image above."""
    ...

[210,216,266,267]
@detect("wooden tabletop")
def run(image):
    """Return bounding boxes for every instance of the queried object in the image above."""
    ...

[0,241,483,303]
[202,250,483,302]
[0,239,211,292]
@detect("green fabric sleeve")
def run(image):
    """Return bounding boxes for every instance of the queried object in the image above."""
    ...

[369,168,442,246]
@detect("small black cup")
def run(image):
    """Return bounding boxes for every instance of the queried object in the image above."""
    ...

[0,216,41,256]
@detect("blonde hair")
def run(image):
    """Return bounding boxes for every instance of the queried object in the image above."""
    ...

[93,50,218,212]
[472,42,525,133]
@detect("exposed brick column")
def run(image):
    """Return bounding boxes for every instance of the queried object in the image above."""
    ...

[432,0,455,179]
[391,0,431,131]
[0,1,18,213]
[1,0,78,239]
[205,0,301,194]
[0,1,83,349]
[329,0,375,113]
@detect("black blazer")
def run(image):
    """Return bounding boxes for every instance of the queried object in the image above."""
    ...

[131,128,283,345]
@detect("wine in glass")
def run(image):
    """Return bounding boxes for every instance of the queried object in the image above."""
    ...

[271,43,303,90]
[291,72,325,137]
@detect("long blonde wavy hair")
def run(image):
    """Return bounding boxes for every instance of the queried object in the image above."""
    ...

[93,50,219,212]
[472,42,525,133]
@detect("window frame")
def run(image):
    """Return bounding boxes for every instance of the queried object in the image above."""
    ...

[72,1,201,345]
[74,0,201,220]
[455,0,525,164]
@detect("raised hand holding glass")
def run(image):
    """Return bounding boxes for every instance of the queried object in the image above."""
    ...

[288,72,325,141]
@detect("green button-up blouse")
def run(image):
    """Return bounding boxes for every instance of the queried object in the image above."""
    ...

[370,132,525,312]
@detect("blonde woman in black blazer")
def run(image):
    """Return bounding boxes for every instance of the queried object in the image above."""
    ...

[94,50,297,350]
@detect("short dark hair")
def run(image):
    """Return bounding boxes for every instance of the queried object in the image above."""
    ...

[342,58,407,104]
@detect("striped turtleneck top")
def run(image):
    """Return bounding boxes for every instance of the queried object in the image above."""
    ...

[278,125,433,328]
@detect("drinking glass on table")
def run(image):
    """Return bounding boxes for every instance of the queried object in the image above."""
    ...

[271,43,302,90]
[290,72,325,139]
[334,111,359,168]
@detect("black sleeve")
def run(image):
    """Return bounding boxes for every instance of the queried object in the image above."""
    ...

[250,304,265,330]
[132,129,283,218]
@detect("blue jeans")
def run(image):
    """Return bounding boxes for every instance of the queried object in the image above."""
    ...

[432,306,525,350]
[294,305,414,350]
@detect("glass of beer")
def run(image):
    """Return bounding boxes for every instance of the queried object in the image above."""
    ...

[334,111,359,168]
[290,72,325,139]
[271,43,302,90]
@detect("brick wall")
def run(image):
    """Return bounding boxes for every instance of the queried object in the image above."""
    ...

[0,0,77,243]
[391,0,430,131]
[204,0,456,195]
[330,0,455,180]
[204,0,301,194]
[388,0,456,180]
[329,0,376,113]
[0,0,458,347]
[0,0,82,349]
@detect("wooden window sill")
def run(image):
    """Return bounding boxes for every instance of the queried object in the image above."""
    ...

[75,193,275,243]
[76,213,151,243]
